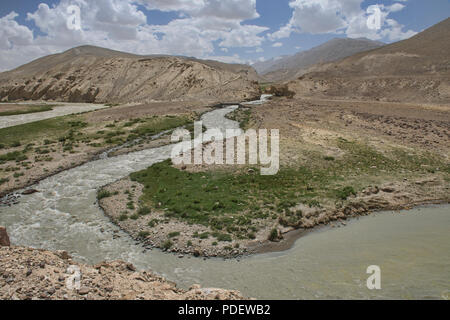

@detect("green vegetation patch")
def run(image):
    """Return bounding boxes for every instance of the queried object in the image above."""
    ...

[0,115,83,147]
[0,105,54,117]
[226,108,252,130]
[0,113,193,164]
[128,136,449,237]
[130,115,192,138]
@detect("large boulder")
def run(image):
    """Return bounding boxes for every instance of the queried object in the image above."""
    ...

[0,226,10,246]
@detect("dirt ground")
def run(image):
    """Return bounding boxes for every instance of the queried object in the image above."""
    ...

[253,97,450,160]
[86,101,211,123]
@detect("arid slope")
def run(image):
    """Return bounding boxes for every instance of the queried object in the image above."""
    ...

[289,18,450,103]
[0,46,260,104]
[256,38,384,82]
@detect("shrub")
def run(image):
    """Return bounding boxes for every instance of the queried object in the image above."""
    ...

[265,84,295,98]
[138,231,150,238]
[162,240,173,250]
[11,141,21,148]
[199,232,209,239]
[0,151,27,162]
[168,231,180,238]
[97,190,112,200]
[138,206,151,216]
[336,186,357,200]
[215,233,232,242]
[268,229,279,242]
[148,219,159,227]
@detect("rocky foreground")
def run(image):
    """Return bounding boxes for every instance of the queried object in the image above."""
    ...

[0,228,245,300]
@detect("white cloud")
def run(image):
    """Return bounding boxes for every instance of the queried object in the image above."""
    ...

[272,42,283,47]
[0,12,34,49]
[268,0,416,42]
[0,0,267,71]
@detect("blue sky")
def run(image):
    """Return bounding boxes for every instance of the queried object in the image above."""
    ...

[0,0,449,71]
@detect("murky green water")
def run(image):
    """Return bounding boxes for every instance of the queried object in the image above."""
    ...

[0,102,448,299]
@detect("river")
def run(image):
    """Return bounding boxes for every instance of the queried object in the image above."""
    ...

[0,99,448,300]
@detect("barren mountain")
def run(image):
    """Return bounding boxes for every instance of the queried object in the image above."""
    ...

[252,55,290,74]
[0,46,260,104]
[289,18,450,104]
[254,38,384,82]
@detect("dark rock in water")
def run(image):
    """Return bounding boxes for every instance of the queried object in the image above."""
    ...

[0,226,11,247]
[22,189,39,195]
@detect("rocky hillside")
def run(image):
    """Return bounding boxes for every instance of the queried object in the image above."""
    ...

[254,38,384,82]
[0,227,245,300]
[289,18,450,103]
[0,46,260,104]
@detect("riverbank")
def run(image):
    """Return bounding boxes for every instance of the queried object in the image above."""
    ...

[0,244,245,300]
[98,96,449,258]
[99,168,449,258]
[0,101,212,200]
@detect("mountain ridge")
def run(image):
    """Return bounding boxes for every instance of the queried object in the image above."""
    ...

[288,18,450,104]
[253,37,385,82]
[0,45,260,104]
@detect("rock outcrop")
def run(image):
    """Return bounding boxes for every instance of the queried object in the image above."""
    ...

[0,226,10,247]
[0,246,246,300]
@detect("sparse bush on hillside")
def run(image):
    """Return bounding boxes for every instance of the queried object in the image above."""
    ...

[265,84,295,98]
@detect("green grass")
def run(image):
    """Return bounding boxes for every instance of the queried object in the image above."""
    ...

[0,112,192,150]
[137,206,151,216]
[0,105,54,117]
[0,151,28,163]
[130,159,331,238]
[168,231,180,238]
[128,137,449,237]
[130,115,192,138]
[226,108,252,130]
[0,115,82,147]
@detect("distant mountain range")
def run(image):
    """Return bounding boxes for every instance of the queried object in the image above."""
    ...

[288,18,450,104]
[253,38,385,82]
